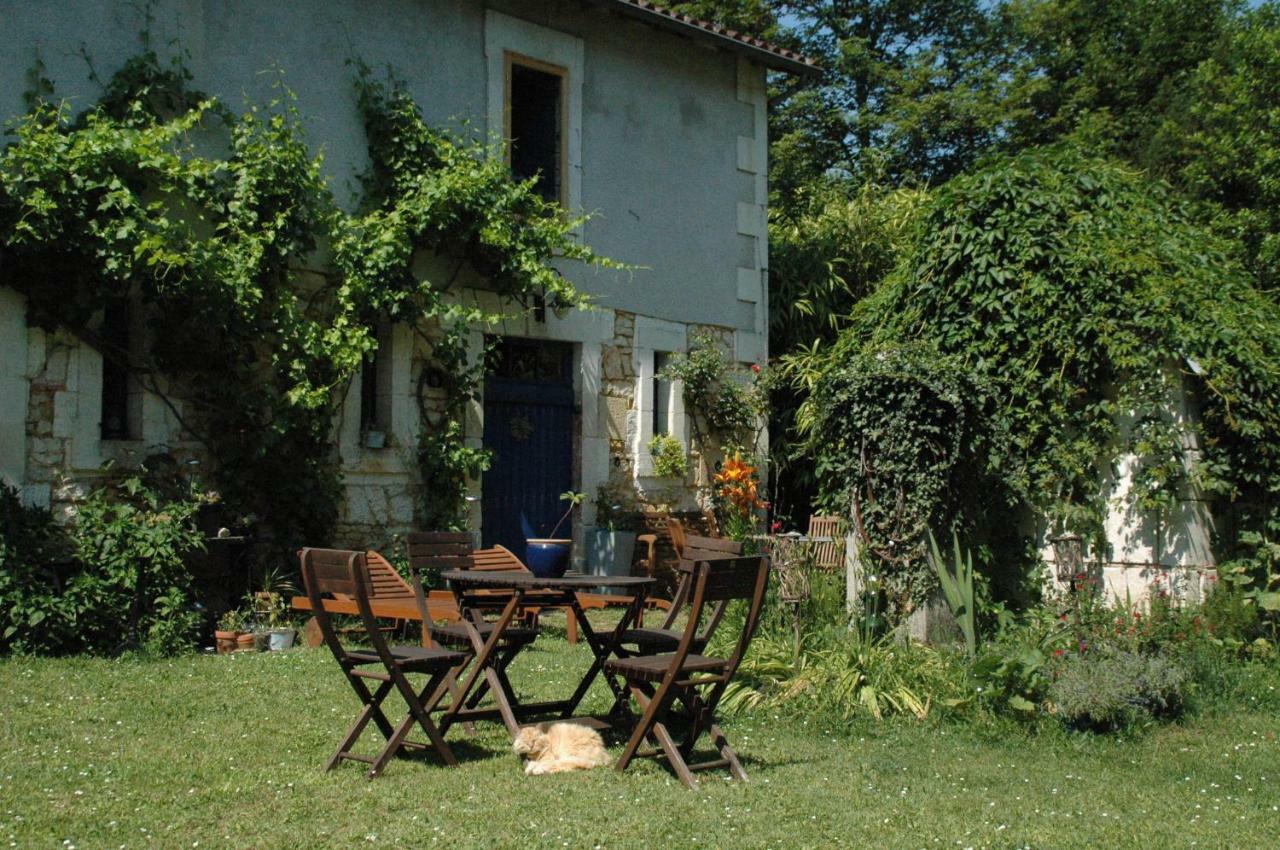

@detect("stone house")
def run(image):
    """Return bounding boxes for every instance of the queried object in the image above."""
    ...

[0,1,814,560]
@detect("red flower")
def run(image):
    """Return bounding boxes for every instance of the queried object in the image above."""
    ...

[1053,649,1065,657]
[751,363,761,374]
[770,520,782,533]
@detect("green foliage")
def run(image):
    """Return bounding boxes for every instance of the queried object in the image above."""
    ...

[0,474,206,656]
[768,183,928,517]
[811,144,1280,584]
[1149,3,1280,290]
[0,50,609,562]
[0,486,72,654]
[1047,649,1187,731]
[658,332,767,457]
[647,434,688,479]
[928,531,976,656]
[1002,0,1229,157]
[722,625,963,722]
[757,0,1015,193]
[803,343,1004,616]
[340,65,611,530]
[0,59,346,556]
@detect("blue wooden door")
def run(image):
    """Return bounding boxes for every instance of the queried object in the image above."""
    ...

[481,339,574,557]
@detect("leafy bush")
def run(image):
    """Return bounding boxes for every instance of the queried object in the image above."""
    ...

[647,434,688,479]
[722,626,965,723]
[0,486,73,654]
[799,143,1280,602]
[0,474,206,656]
[803,343,1006,617]
[1048,650,1187,731]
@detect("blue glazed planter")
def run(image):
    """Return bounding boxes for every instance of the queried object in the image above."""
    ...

[525,538,572,578]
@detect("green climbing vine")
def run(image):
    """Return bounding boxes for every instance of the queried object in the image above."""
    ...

[0,48,613,561]
[339,64,614,529]
[796,143,1280,607]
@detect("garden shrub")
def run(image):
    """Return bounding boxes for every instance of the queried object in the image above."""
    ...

[1048,649,1187,731]
[647,434,688,479]
[0,474,206,656]
[0,485,73,654]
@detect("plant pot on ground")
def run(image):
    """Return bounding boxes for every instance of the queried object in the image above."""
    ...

[215,608,247,655]
[266,628,296,651]
[586,477,644,588]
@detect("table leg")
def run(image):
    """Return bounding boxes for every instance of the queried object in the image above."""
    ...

[561,588,648,719]
[439,592,523,737]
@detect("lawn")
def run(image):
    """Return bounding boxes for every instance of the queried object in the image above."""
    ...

[2,628,1277,849]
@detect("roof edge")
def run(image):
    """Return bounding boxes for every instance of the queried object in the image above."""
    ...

[587,0,820,76]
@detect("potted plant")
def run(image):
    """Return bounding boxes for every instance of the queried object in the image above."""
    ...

[647,434,689,479]
[586,479,642,584]
[526,491,587,578]
[215,608,244,655]
[251,591,296,651]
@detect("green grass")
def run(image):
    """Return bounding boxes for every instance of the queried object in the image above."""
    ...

[2,628,1278,849]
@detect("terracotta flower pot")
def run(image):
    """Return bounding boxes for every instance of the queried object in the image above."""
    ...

[235,632,256,652]
[215,629,239,655]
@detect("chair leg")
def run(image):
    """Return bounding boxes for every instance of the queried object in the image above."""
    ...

[327,679,393,771]
[709,722,748,782]
[369,670,457,778]
[616,680,676,774]
[430,660,476,736]
[650,720,697,789]
[565,606,578,645]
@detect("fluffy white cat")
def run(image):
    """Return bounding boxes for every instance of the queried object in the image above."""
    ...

[513,721,612,775]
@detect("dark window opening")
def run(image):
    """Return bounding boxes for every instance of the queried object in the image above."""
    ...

[653,351,672,436]
[508,59,564,204]
[100,299,131,440]
[360,350,380,432]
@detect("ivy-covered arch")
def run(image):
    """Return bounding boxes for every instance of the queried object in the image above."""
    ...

[800,143,1280,607]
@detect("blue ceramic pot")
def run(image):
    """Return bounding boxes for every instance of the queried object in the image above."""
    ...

[525,538,572,578]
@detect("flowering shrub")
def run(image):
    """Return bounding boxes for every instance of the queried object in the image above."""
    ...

[714,452,767,544]
[1048,649,1186,731]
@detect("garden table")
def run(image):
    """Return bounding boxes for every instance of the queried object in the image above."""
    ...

[437,570,654,738]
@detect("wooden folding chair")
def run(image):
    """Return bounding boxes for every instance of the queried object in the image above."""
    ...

[616,519,743,654]
[605,554,770,788]
[806,515,846,571]
[300,548,466,779]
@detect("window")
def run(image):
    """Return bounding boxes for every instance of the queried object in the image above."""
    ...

[359,325,392,442]
[653,351,673,436]
[99,299,131,440]
[505,53,566,204]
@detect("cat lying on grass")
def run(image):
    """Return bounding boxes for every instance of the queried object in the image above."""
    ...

[513,721,612,775]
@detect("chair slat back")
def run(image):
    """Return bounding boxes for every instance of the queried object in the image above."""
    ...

[682,533,741,557]
[660,523,743,631]
[469,544,531,573]
[365,551,415,599]
[698,558,767,602]
[303,547,371,599]
[806,515,845,571]
[669,555,769,678]
[300,548,377,663]
[405,532,478,639]
[406,531,474,574]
